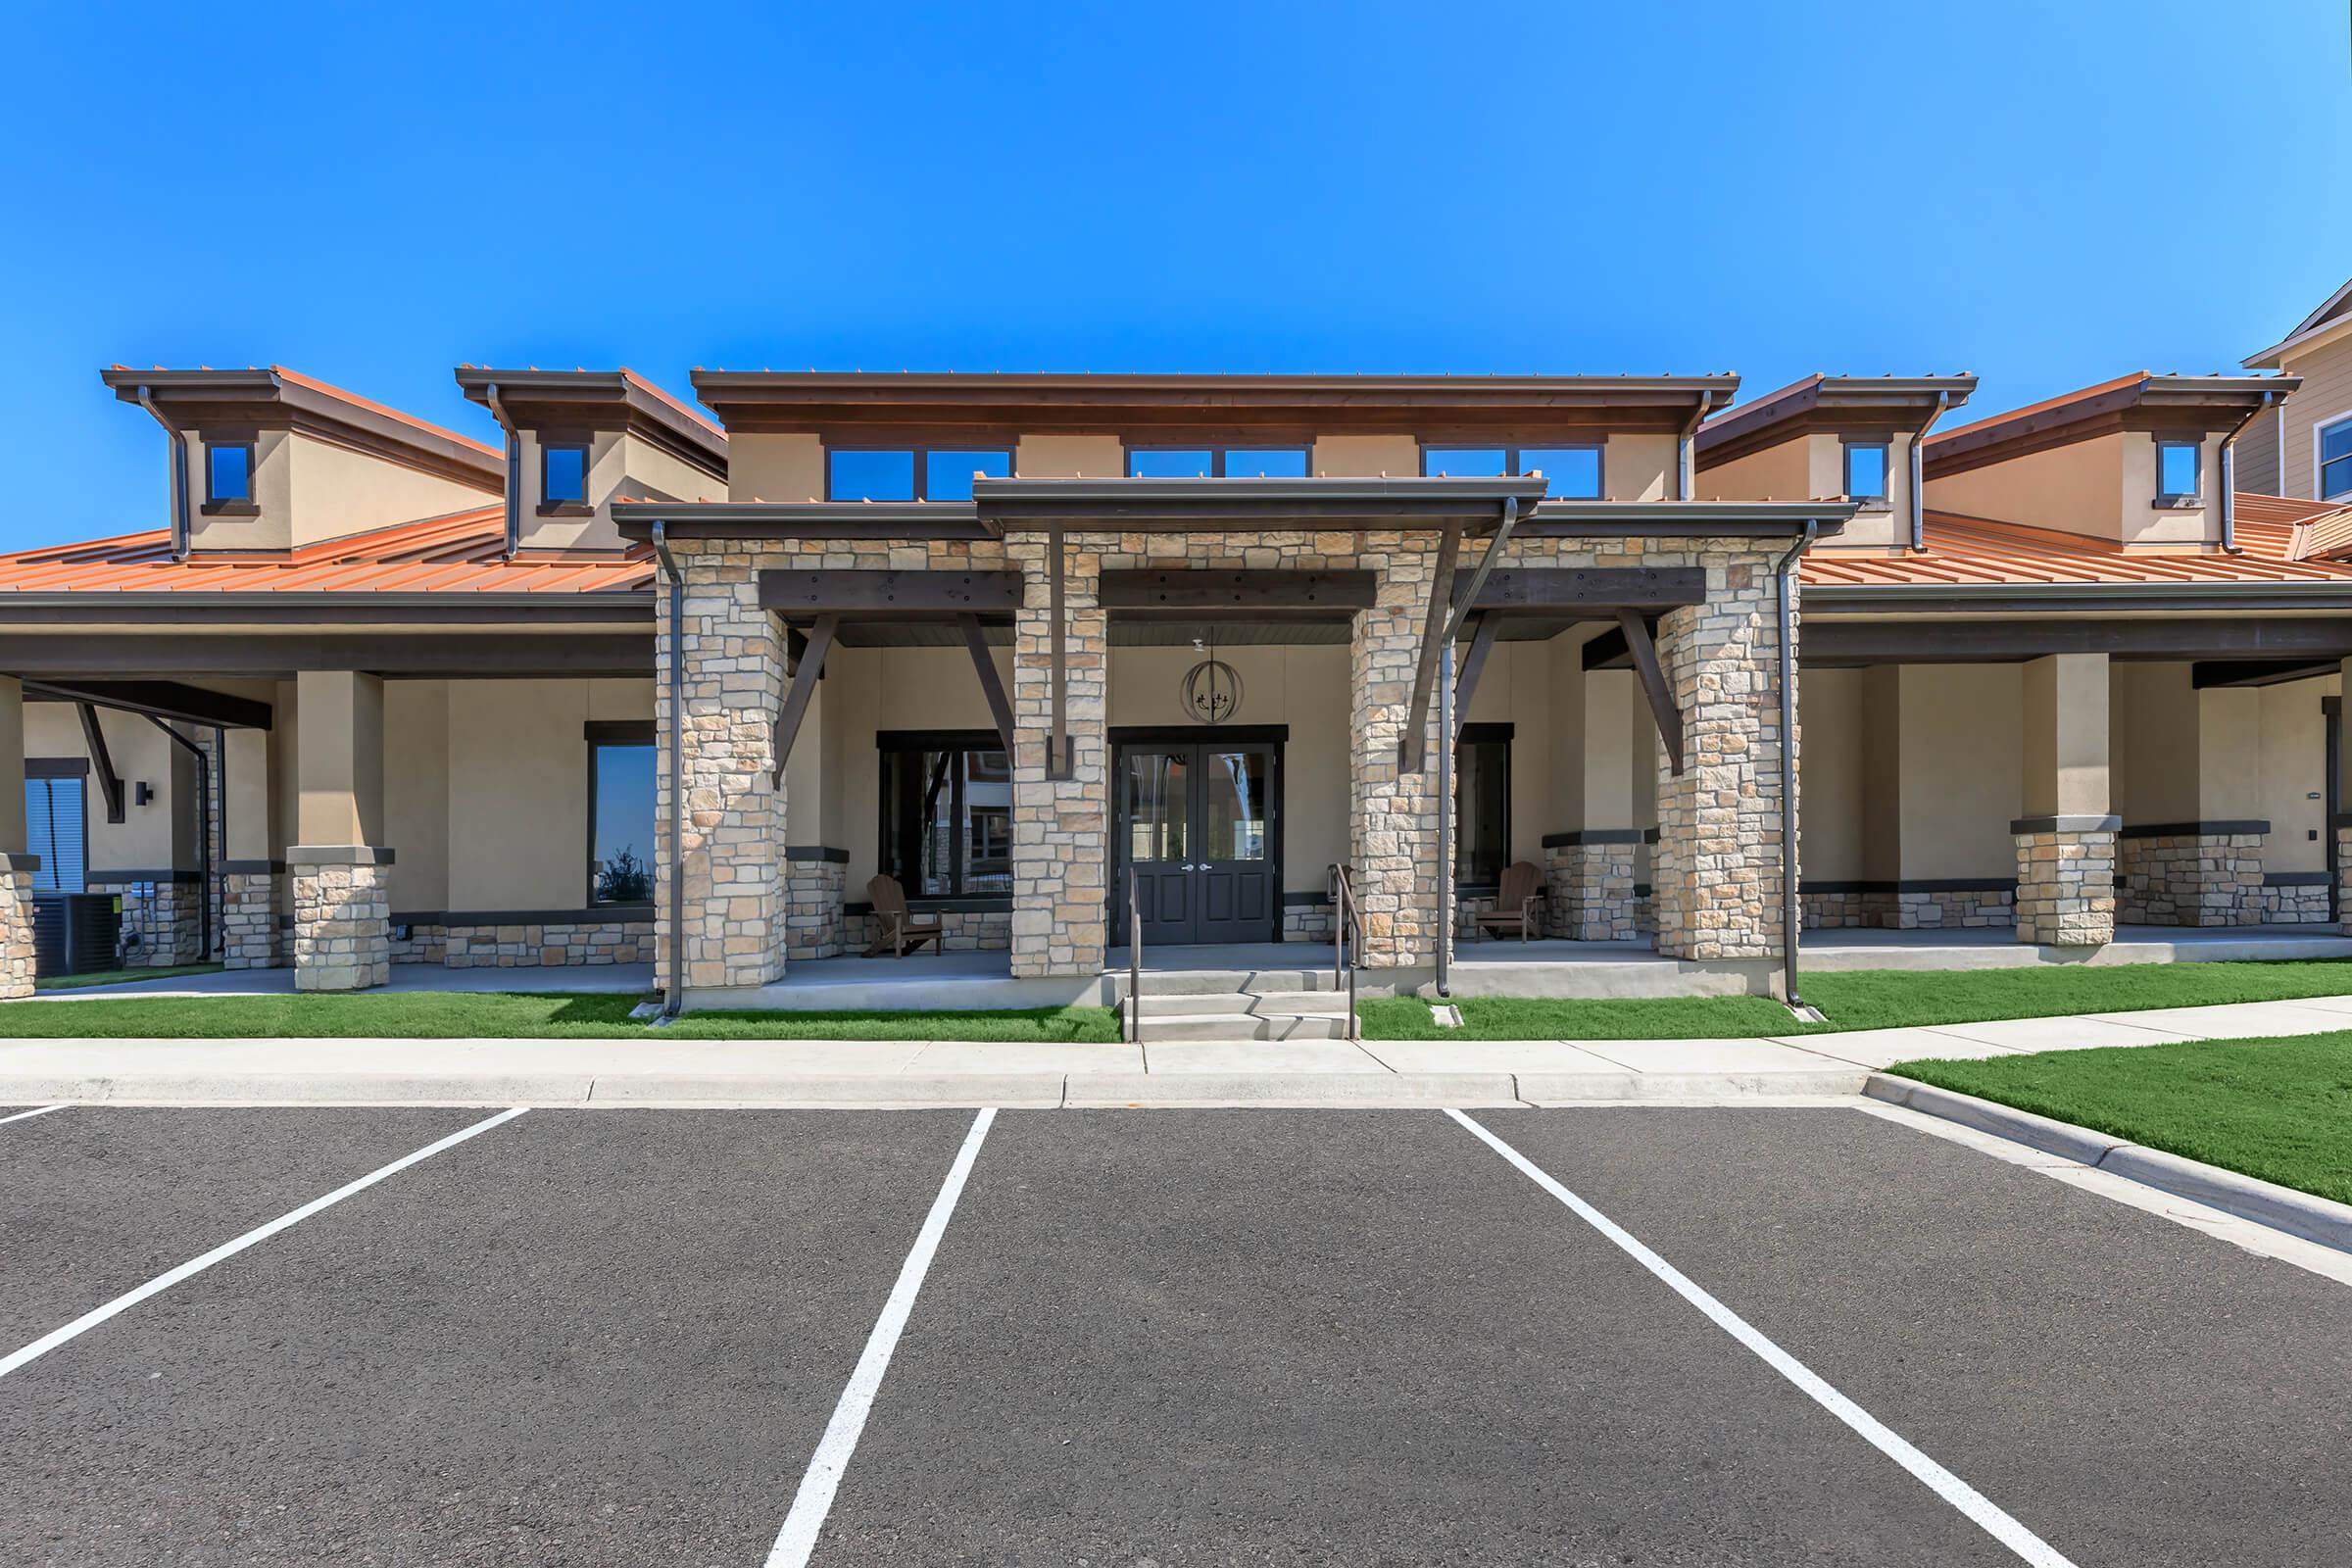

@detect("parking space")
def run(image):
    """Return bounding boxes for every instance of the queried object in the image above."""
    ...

[0,1103,2345,1566]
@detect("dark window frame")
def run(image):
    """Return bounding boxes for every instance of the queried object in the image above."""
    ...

[824,445,1013,503]
[539,434,595,514]
[1122,443,1313,478]
[25,758,91,894]
[1841,438,1893,505]
[876,729,1015,900]
[2322,416,2352,503]
[1455,720,1514,894]
[1417,441,1605,499]
[584,719,657,907]
[2155,436,2203,504]
[202,434,259,514]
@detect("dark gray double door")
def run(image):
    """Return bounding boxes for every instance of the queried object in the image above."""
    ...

[1115,733,1280,946]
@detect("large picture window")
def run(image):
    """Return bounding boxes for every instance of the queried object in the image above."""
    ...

[25,760,88,893]
[2322,417,2352,503]
[587,722,657,905]
[1420,444,1603,499]
[1455,722,1512,890]
[826,447,1012,502]
[878,732,1013,897]
[1126,446,1310,478]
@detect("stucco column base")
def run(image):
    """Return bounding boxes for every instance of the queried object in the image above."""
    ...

[221,868,283,969]
[2012,817,2117,947]
[1543,834,1640,942]
[0,854,37,999]
[290,847,392,992]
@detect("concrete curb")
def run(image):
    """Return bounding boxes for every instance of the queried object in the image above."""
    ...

[1865,1073,2352,1253]
[1063,1071,1523,1107]
[1517,1067,1865,1102]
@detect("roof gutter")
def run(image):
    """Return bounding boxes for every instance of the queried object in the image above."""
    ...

[132,386,191,561]
[1908,390,1950,554]
[651,519,685,1022]
[2218,388,2284,556]
[483,382,522,561]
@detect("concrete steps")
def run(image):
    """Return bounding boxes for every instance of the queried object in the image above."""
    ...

[1126,983,1363,1043]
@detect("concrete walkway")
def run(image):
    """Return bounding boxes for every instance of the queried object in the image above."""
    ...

[3,993,2349,1107]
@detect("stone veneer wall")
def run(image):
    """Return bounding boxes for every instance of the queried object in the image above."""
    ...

[1543,836,1640,942]
[1348,532,1447,967]
[1008,534,1108,977]
[290,850,391,991]
[1649,546,1792,962]
[843,906,1012,954]
[88,873,205,967]
[784,851,847,960]
[2258,876,2331,924]
[390,916,653,968]
[2013,819,2117,946]
[0,853,35,999]
[220,869,281,968]
[1282,900,1336,943]
[1799,884,2015,931]
[2114,827,2267,927]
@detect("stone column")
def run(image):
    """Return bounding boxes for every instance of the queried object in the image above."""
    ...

[220,725,281,968]
[2013,653,2116,947]
[1651,553,1788,963]
[289,670,392,991]
[0,677,34,999]
[1348,533,1446,968]
[1009,532,1107,977]
[660,549,789,995]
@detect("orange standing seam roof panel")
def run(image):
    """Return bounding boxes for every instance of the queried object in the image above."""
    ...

[1802,508,2352,589]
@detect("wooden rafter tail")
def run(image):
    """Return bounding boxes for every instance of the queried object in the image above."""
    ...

[770,612,839,786]
[1615,608,1685,776]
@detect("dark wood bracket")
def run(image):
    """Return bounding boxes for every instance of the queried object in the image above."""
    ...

[1452,612,1499,737]
[77,702,127,823]
[770,612,839,785]
[957,613,1017,760]
[1398,517,1463,772]
[1616,609,1685,776]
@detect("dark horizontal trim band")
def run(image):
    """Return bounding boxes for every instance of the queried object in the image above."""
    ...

[1281,890,1331,906]
[1802,878,2018,895]
[2117,820,2271,839]
[86,867,204,883]
[844,896,1012,915]
[2010,815,2122,835]
[27,757,90,778]
[2264,870,2331,887]
[287,845,395,866]
[391,905,654,928]
[785,846,850,863]
[1541,827,1654,847]
[220,859,284,875]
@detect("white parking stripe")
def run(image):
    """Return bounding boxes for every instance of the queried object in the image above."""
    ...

[764,1106,996,1568]
[0,1106,528,1382]
[0,1104,67,1127]
[1446,1108,2082,1568]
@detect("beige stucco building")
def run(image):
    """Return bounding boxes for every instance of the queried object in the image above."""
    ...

[5,357,2350,1013]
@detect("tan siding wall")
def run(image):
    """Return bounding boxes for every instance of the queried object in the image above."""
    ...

[1698,439,1812,505]
[2236,403,2282,494]
[725,433,823,502]
[2277,332,2352,499]
[285,434,496,548]
[1928,433,2127,539]
[1015,434,1124,478]
[1311,435,1420,476]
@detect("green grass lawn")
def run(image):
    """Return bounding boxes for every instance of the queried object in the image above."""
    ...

[0,991,1122,1042]
[35,963,224,992]
[1888,1034,2352,1207]
[1360,958,2352,1040]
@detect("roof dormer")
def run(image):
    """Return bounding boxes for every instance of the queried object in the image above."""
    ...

[455,368,727,552]
[1696,374,1977,552]
[102,366,503,557]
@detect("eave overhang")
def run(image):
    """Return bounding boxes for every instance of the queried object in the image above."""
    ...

[1803,579,2352,615]
[689,369,1739,435]
[454,368,728,477]
[971,474,1549,527]
[1695,374,1979,468]
[1923,373,2302,478]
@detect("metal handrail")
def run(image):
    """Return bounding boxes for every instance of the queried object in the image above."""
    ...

[1126,870,1143,1044]
[1328,862,1360,1043]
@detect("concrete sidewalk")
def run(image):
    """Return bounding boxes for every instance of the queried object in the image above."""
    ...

[2,992,2347,1107]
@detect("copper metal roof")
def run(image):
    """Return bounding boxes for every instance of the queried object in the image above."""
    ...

[0,508,654,597]
[1802,505,2352,589]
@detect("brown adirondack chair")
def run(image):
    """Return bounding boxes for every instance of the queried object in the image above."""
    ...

[1473,860,1544,942]
[864,874,944,957]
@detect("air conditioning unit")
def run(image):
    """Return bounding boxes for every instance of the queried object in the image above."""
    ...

[31,893,121,980]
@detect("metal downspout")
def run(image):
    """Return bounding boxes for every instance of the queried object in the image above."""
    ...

[1434,495,1521,998]
[1773,520,1820,1011]
[1677,394,1708,501]
[2217,391,2278,556]
[133,387,190,560]
[653,520,686,1020]
[484,383,521,560]
[1908,391,1948,554]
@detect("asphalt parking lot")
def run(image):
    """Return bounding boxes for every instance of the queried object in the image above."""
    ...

[2,1104,2347,1567]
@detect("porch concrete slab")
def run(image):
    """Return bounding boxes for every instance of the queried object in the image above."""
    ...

[1140,1040,1390,1073]
[2072,1001,2352,1041]
[1768,1027,2020,1070]
[1357,1040,1630,1074]
[1918,1015,2206,1053]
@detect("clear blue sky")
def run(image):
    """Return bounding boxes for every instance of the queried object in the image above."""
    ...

[6,0,2347,549]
